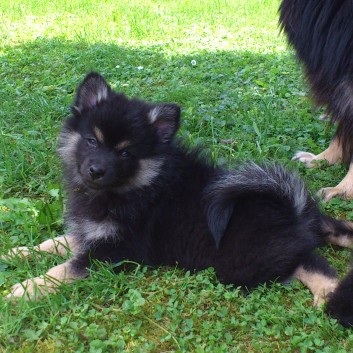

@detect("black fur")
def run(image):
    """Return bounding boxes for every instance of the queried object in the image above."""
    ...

[59,73,353,323]
[279,1,353,325]
[279,0,353,162]
[327,268,353,327]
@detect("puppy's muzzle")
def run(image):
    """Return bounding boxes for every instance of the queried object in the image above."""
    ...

[88,165,105,180]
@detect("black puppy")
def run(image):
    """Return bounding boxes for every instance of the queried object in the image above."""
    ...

[5,73,353,326]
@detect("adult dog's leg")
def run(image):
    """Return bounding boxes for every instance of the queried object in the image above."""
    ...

[318,161,353,201]
[292,136,353,201]
[293,253,338,307]
[292,137,342,168]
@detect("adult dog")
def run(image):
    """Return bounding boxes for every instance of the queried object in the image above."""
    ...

[280,0,353,201]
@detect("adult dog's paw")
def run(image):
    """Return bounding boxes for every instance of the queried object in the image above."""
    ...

[292,151,319,168]
[317,187,351,202]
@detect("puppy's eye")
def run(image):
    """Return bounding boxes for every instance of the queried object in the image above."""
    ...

[86,138,97,147]
[119,150,130,158]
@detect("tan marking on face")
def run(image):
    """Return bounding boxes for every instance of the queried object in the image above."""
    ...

[293,266,338,307]
[93,126,104,144]
[116,140,130,151]
[117,158,164,192]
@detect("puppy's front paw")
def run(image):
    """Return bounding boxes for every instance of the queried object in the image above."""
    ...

[292,151,318,168]
[0,246,32,261]
[6,276,59,301]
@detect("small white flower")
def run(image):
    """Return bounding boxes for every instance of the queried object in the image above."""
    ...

[191,60,197,67]
[137,66,144,70]
[115,65,120,69]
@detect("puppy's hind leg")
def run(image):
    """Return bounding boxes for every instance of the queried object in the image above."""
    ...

[293,253,338,307]
[1,234,77,261]
[321,215,353,248]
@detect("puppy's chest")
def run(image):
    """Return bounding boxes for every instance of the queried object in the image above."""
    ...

[72,217,121,242]
[70,206,149,243]
[70,193,149,241]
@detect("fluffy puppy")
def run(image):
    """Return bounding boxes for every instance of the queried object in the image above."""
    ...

[4,73,353,327]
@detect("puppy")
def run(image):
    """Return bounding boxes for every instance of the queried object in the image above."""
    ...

[4,72,353,327]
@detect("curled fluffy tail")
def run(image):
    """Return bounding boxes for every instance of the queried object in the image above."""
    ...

[204,162,315,248]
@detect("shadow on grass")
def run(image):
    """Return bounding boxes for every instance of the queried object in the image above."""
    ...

[1,37,303,121]
[1,37,321,196]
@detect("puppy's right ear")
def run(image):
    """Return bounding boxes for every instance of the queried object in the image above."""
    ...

[72,72,111,114]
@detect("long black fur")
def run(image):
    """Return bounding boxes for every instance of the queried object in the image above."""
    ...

[59,72,353,325]
[279,1,353,326]
[326,268,353,328]
[279,0,353,162]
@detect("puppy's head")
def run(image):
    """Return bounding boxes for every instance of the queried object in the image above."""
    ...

[59,72,180,192]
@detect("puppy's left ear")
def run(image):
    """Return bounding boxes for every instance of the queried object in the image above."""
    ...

[148,104,181,143]
[73,72,111,114]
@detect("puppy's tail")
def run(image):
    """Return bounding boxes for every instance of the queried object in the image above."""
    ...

[326,267,353,327]
[204,162,316,248]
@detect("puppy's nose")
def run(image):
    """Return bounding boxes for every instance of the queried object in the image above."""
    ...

[88,165,105,180]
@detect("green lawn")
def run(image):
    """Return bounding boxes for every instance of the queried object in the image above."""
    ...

[1,0,353,352]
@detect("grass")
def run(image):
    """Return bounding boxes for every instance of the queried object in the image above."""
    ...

[1,0,353,351]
